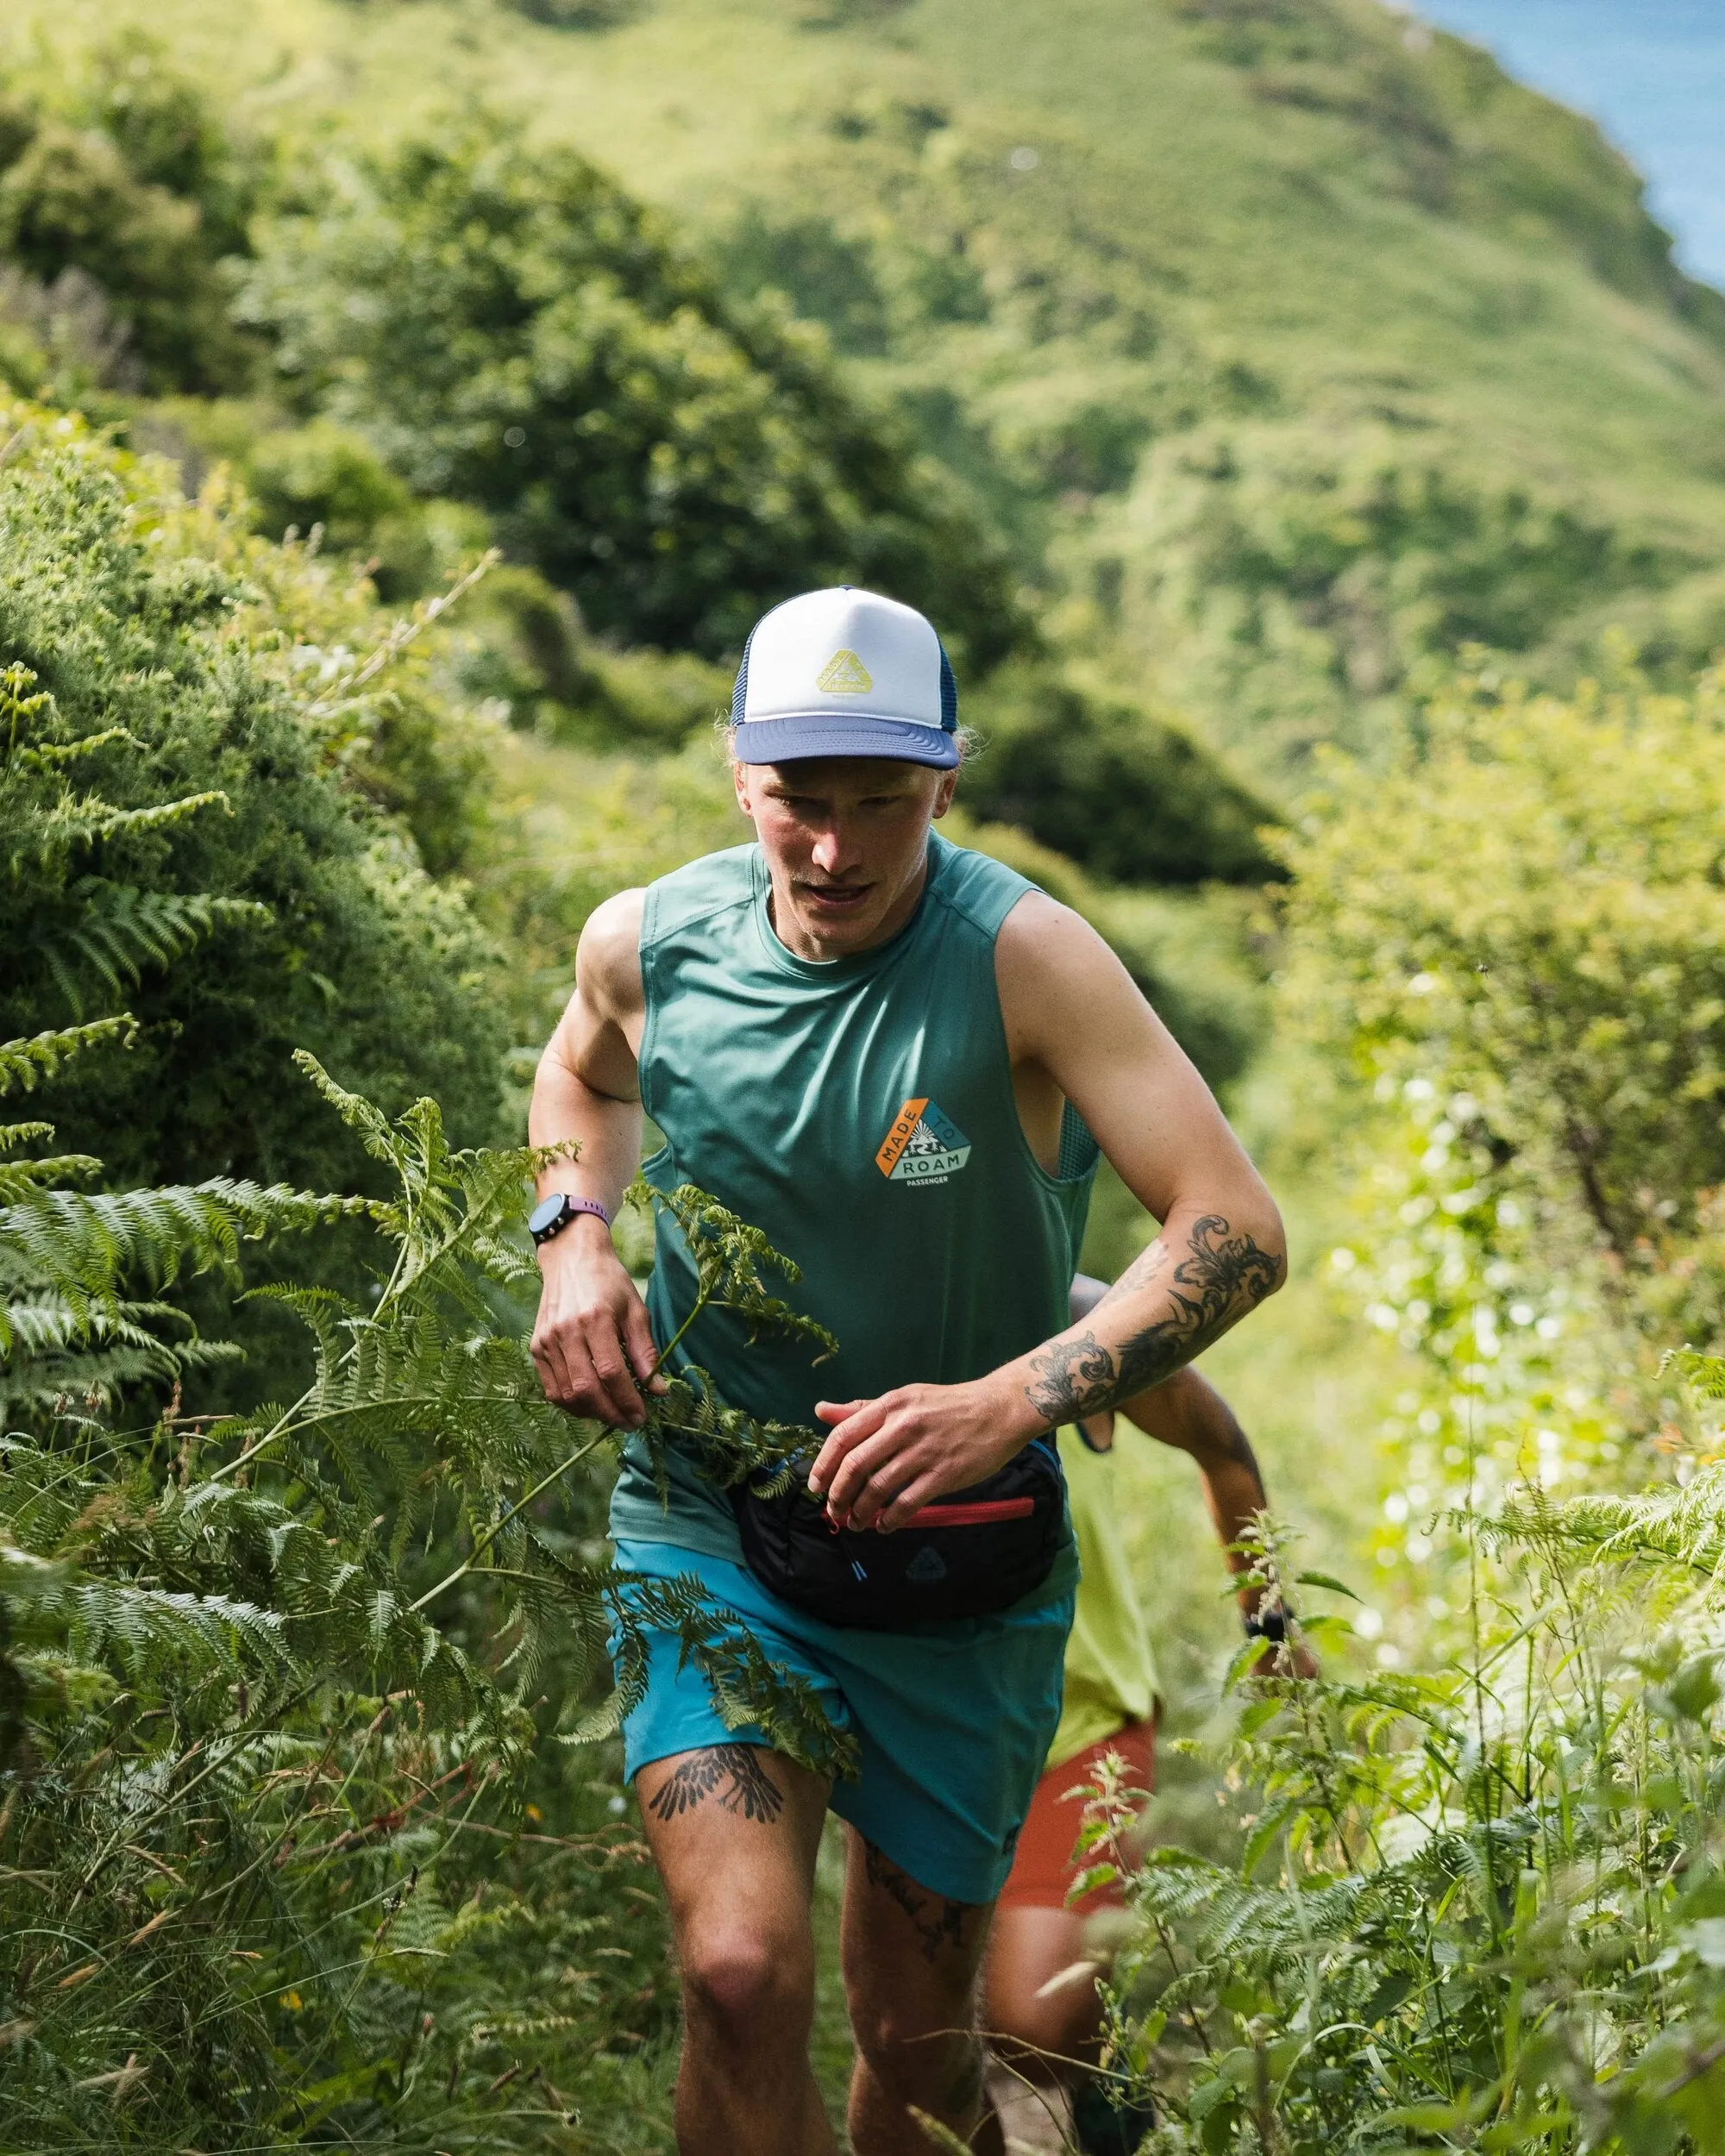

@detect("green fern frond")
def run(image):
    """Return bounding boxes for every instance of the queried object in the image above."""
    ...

[1671,1346,1725,1402]
[1,1121,60,1153]
[46,881,270,1007]
[0,1017,137,1095]
[9,724,141,770]
[646,1180,839,1362]
[292,1048,399,1163]
[0,657,53,752]
[0,1151,101,1200]
[639,1363,816,1494]
[70,1580,293,1684]
[3,1178,377,1310]
[41,787,232,851]
[1498,1466,1725,1582]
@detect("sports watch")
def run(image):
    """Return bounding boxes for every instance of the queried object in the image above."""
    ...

[1243,1602,1293,1643]
[528,1192,612,1247]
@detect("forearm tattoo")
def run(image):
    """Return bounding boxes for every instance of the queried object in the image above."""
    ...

[646,1744,784,1825]
[1025,1213,1283,1425]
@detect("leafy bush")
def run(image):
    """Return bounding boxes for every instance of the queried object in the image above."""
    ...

[1079,657,1725,2152]
[235,117,1026,667]
[0,34,254,392]
[1,1002,839,2151]
[0,1039,671,2149]
[0,397,507,1201]
[1263,661,1725,1633]
[1280,661,1725,1262]
[963,665,1278,887]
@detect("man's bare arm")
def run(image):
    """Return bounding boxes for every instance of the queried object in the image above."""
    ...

[810,897,1284,1528]
[1117,1372,1317,1675]
[1116,1375,1270,1612]
[1009,897,1285,1425]
[527,889,662,1429]
[1070,1282,1315,1674]
[1023,1219,1284,1427]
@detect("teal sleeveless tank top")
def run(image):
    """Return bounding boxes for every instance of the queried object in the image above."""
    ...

[608,831,1100,1561]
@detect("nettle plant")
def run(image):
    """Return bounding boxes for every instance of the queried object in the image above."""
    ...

[1095,1399,1725,2156]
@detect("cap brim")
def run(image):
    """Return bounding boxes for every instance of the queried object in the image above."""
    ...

[731,714,959,769]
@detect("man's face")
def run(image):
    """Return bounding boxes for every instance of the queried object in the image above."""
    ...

[733,754,957,957]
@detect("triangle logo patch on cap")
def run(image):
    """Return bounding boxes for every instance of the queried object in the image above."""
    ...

[817,648,874,694]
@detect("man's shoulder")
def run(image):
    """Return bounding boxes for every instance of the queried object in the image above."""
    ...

[993,886,1107,981]
[926,831,1044,941]
[576,887,649,1018]
[641,843,759,950]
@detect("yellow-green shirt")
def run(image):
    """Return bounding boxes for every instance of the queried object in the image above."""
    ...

[1049,1420,1159,1769]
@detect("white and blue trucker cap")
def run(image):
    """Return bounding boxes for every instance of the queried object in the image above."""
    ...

[731,586,959,768]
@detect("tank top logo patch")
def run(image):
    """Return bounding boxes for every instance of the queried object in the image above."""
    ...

[875,1096,972,1186]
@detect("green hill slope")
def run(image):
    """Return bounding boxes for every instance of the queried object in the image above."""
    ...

[9,0,1725,781]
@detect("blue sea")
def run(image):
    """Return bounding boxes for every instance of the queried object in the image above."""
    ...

[1407,0,1725,290]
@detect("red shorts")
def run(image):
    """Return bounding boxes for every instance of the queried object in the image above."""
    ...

[996,1721,1156,1913]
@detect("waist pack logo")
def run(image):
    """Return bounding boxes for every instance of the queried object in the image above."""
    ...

[875,1096,971,1186]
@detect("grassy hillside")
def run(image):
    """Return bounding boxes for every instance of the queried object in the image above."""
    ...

[9,0,1724,781]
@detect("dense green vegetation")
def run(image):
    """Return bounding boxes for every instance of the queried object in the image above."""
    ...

[0,409,505,1194]
[28,0,1715,784]
[1,2,1725,2150]
[1087,663,1725,2153]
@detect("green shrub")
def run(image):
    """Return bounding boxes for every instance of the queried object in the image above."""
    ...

[0,36,254,392]
[963,664,1279,886]
[0,1048,676,2150]
[0,943,841,2152]
[235,116,1026,667]
[1279,661,1725,1270]
[1269,659,1725,1640]
[0,398,506,1199]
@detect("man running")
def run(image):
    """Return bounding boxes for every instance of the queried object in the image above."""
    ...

[527,586,1285,2155]
[986,1275,1314,2154]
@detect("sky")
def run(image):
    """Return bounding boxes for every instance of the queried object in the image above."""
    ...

[1407,0,1725,291]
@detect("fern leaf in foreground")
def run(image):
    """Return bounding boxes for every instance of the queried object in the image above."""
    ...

[1,1044,845,2153]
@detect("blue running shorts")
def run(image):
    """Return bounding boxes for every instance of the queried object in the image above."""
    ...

[612,1534,1077,1906]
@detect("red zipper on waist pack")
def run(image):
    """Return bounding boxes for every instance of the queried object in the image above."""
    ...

[904,1497,1037,1527]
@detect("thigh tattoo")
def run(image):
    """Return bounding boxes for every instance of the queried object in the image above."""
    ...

[647,1743,785,1824]
[863,1839,976,1965]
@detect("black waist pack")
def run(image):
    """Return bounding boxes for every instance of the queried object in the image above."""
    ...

[730,1438,1066,1630]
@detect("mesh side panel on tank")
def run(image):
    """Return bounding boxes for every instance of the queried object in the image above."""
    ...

[1057,1100,1101,1182]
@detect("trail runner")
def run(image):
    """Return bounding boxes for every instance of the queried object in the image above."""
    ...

[526,586,1285,2155]
[985,1274,1315,2153]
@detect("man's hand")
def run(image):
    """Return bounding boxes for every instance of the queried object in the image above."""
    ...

[530,1215,664,1429]
[807,1379,1033,1531]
